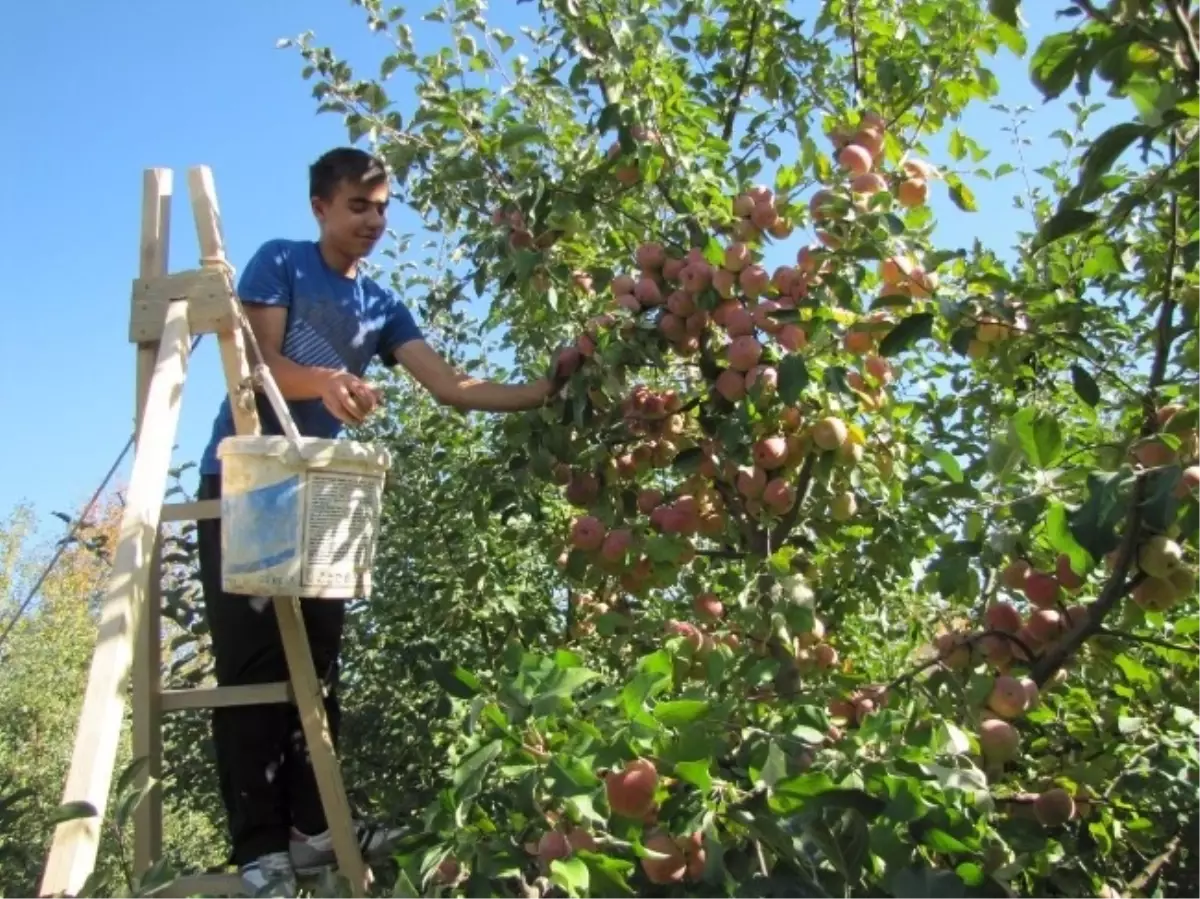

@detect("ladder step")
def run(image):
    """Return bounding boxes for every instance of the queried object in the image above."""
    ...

[161,682,291,712]
[147,871,246,897]
[162,498,220,522]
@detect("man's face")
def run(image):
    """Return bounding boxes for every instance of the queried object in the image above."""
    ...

[312,178,390,259]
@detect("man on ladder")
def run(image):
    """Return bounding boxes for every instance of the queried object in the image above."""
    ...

[196,146,565,895]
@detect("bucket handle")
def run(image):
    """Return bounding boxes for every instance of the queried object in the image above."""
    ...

[253,361,303,444]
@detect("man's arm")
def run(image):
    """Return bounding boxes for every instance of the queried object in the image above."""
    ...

[243,305,377,423]
[393,339,552,413]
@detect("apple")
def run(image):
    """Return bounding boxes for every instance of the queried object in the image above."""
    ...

[1001,559,1030,590]
[979,718,1020,764]
[1023,571,1060,609]
[897,178,928,207]
[640,831,687,884]
[812,416,849,450]
[838,143,873,176]
[536,831,572,865]
[694,592,723,620]
[1034,788,1076,827]
[763,479,795,513]
[570,516,606,552]
[1133,576,1179,611]
[778,323,807,351]
[985,601,1023,634]
[724,242,751,273]
[636,241,666,271]
[728,336,764,371]
[715,369,748,402]
[831,491,857,521]
[753,436,789,470]
[987,675,1028,719]
[1138,535,1183,579]
[606,758,658,818]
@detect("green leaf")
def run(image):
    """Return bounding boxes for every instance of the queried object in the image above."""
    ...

[1077,123,1147,200]
[988,0,1020,27]
[879,313,935,357]
[534,667,600,702]
[890,866,969,898]
[1033,207,1098,251]
[115,757,151,799]
[935,721,971,756]
[597,103,620,134]
[928,449,965,484]
[1046,502,1094,575]
[1075,364,1099,405]
[778,354,809,404]
[674,759,713,792]
[759,740,788,790]
[432,661,483,698]
[1069,470,1132,559]
[956,862,985,887]
[1010,408,1064,469]
[580,853,636,897]
[653,699,709,726]
[500,123,548,152]
[550,857,589,897]
[672,446,703,474]
[1114,653,1153,685]
[452,740,503,815]
[924,828,971,853]
[948,179,978,212]
[1030,31,1084,100]
[49,801,98,826]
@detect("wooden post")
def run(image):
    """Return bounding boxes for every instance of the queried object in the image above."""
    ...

[40,301,193,898]
[187,165,369,897]
[187,166,259,438]
[131,167,171,880]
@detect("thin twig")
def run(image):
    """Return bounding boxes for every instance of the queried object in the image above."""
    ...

[887,629,1040,692]
[1098,627,1199,655]
[847,0,862,102]
[722,7,762,143]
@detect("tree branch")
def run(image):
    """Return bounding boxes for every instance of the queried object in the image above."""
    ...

[722,6,762,143]
[1030,133,1182,687]
[1168,0,1200,82]
[768,452,818,549]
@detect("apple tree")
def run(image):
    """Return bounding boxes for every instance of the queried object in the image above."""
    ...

[285,0,1199,896]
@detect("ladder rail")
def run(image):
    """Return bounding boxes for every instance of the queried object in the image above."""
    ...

[39,164,371,898]
[39,299,193,898]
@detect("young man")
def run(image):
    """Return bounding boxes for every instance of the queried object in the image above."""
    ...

[196,147,561,895]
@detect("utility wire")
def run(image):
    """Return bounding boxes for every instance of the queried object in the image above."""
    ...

[0,334,205,653]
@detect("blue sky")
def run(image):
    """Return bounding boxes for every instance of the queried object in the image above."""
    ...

[0,1,1127,546]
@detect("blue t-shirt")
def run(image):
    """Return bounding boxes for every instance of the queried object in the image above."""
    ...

[198,238,424,476]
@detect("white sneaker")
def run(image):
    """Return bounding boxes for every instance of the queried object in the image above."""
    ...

[239,851,297,897]
[289,820,404,873]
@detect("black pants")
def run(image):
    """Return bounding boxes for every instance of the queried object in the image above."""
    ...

[196,474,347,866]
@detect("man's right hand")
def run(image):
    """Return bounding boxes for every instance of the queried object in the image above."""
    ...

[319,371,383,425]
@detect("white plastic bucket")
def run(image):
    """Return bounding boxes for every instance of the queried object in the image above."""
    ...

[216,435,392,599]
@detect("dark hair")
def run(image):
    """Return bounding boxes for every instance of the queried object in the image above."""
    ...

[309,147,389,200]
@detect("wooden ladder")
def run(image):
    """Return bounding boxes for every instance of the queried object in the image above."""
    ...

[38,167,371,898]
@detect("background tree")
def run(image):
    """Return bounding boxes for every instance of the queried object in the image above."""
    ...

[277,0,1200,896]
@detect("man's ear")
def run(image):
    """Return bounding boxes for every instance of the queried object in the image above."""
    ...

[310,196,327,223]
